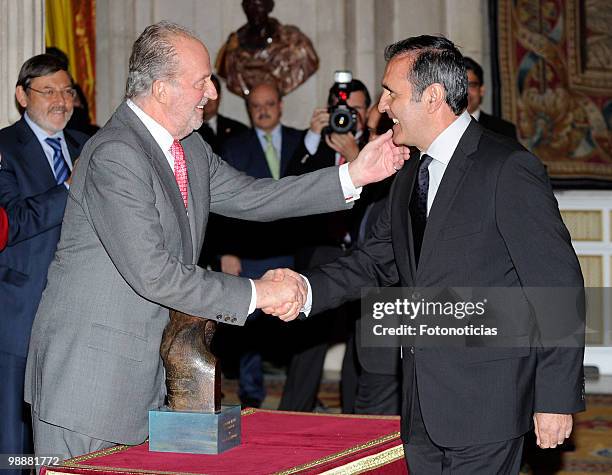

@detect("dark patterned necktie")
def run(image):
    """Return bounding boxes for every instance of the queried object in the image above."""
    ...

[409,154,433,265]
[45,137,70,184]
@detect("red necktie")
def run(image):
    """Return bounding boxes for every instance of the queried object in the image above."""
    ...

[170,140,188,208]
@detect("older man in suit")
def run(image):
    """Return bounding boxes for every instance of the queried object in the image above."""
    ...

[269,36,584,474]
[24,21,407,461]
[0,54,88,474]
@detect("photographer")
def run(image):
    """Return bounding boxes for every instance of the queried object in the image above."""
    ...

[280,76,371,413]
[296,76,370,169]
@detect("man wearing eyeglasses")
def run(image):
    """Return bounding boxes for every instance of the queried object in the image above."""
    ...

[0,53,89,472]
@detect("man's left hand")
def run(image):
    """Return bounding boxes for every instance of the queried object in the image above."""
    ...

[325,132,359,162]
[347,129,410,187]
[533,412,573,448]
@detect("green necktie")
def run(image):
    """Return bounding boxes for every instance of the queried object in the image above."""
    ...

[264,133,280,180]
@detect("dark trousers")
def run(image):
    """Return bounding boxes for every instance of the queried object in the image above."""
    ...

[0,352,33,475]
[280,245,358,412]
[354,369,401,415]
[404,374,524,474]
[279,340,326,412]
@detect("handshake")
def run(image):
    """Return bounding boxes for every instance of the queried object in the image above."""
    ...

[254,268,308,321]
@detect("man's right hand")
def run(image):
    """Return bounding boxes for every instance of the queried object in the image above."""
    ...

[309,108,330,134]
[255,268,307,321]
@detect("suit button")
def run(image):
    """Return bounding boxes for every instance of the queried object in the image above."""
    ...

[216,315,222,320]
[410,346,415,354]
[411,292,420,300]
[224,316,230,322]
[231,317,237,323]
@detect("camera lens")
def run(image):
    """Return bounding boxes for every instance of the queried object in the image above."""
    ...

[330,108,355,134]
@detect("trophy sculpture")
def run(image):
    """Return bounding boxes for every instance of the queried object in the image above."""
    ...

[148,311,241,454]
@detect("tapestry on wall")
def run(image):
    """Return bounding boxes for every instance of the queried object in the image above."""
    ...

[497,0,612,186]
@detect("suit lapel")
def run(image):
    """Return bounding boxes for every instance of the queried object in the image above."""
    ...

[216,115,229,139]
[416,122,481,277]
[280,126,296,177]
[399,154,420,278]
[115,103,193,264]
[64,129,84,161]
[16,119,57,189]
[182,133,206,262]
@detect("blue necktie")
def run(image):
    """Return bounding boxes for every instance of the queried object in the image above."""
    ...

[45,137,70,185]
[409,153,433,265]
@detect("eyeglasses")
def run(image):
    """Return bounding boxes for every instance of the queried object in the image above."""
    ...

[27,86,77,100]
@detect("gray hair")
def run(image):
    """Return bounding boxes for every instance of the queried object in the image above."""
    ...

[125,21,199,99]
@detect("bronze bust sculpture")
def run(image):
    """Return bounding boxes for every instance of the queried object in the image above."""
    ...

[160,310,221,413]
[216,0,319,96]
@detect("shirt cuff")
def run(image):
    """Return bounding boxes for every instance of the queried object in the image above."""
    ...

[248,279,257,314]
[339,163,362,203]
[301,273,313,317]
[304,130,321,155]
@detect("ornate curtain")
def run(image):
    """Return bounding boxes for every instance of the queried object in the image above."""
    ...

[46,0,96,122]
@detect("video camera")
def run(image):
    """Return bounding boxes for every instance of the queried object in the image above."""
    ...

[326,70,358,134]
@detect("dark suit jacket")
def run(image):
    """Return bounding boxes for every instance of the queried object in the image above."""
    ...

[288,136,402,376]
[286,134,370,254]
[478,111,517,139]
[195,114,248,155]
[0,118,88,359]
[306,120,585,447]
[353,178,401,376]
[214,126,303,260]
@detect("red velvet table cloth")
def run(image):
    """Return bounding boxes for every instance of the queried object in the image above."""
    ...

[42,409,407,474]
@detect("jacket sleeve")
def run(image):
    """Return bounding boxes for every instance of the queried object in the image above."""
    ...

[83,140,253,324]
[208,150,351,221]
[496,151,585,414]
[0,150,68,245]
[306,191,399,315]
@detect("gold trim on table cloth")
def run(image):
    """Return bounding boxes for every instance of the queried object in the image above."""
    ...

[318,445,405,475]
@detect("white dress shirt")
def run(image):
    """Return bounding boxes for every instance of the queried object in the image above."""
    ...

[423,110,472,214]
[255,124,282,159]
